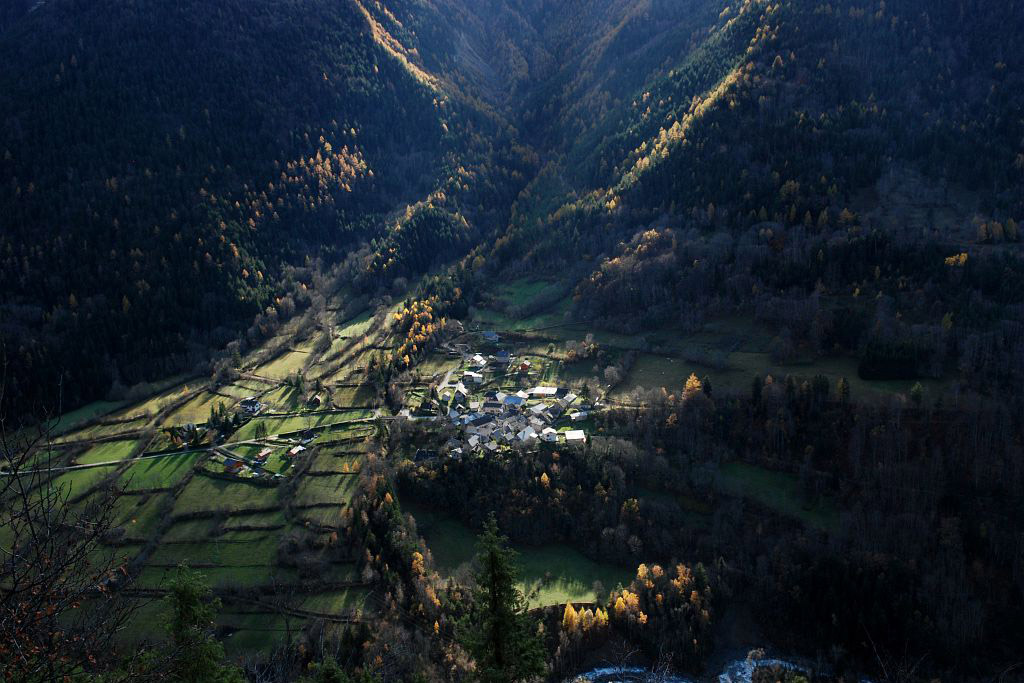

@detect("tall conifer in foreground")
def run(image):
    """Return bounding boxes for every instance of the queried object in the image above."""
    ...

[459,514,545,683]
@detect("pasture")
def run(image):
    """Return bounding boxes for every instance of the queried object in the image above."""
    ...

[75,440,138,465]
[717,462,839,532]
[230,410,371,441]
[113,493,170,539]
[42,400,126,437]
[50,464,118,499]
[119,453,200,491]
[166,392,232,426]
[300,588,370,614]
[254,349,311,380]
[404,500,631,606]
[55,417,149,442]
[147,533,279,567]
[171,476,281,517]
[293,474,358,507]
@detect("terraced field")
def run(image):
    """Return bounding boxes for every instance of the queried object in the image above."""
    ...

[13,306,391,659]
[75,440,139,465]
[171,476,281,517]
[119,453,202,491]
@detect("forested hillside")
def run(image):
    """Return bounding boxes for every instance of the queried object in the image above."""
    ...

[483,0,1024,394]
[3,0,1024,414]
[0,0,530,419]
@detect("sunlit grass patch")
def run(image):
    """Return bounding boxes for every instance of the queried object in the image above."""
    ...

[171,476,281,516]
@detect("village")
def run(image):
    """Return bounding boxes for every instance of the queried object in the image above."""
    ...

[142,328,602,480]
[415,332,599,460]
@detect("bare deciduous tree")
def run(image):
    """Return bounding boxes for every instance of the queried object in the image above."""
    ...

[0,376,148,681]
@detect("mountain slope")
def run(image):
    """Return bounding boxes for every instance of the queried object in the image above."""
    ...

[473,0,1024,392]
[0,0,523,418]
[3,0,1024,412]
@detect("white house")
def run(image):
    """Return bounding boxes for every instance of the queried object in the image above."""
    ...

[541,427,559,443]
[565,430,587,445]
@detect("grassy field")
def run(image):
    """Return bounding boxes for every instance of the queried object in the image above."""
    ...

[136,565,298,591]
[293,506,344,528]
[516,545,633,606]
[329,384,378,407]
[255,349,311,380]
[41,400,127,437]
[219,611,300,655]
[162,517,219,542]
[114,383,199,420]
[300,588,370,614]
[404,500,631,606]
[230,410,371,441]
[120,453,200,491]
[221,509,289,530]
[416,352,464,377]
[75,440,138,465]
[50,465,119,498]
[324,562,361,583]
[308,452,362,474]
[215,384,263,400]
[113,493,170,539]
[259,385,305,413]
[55,417,149,442]
[231,378,276,393]
[471,301,573,333]
[335,310,374,339]
[87,543,142,572]
[293,474,358,507]
[147,533,279,567]
[113,598,170,645]
[717,462,840,532]
[171,476,280,516]
[166,392,233,426]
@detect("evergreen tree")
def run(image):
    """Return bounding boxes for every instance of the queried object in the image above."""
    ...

[164,566,244,683]
[459,514,545,683]
[299,655,378,683]
[910,382,923,407]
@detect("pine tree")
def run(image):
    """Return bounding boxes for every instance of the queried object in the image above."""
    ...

[459,514,545,683]
[164,566,244,683]
[910,382,923,407]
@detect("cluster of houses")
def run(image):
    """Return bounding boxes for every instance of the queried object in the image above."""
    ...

[412,340,598,460]
[441,384,593,457]
[214,440,310,479]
